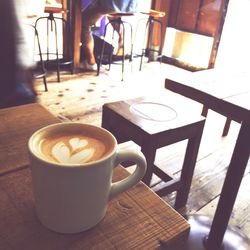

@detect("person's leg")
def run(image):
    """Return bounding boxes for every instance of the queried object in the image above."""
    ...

[108,16,124,48]
[81,1,109,66]
[108,16,124,56]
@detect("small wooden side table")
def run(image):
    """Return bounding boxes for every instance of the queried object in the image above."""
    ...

[102,91,205,209]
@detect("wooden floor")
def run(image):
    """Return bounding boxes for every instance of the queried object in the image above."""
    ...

[34,59,250,238]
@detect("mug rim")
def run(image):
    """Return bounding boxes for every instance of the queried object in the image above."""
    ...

[28,122,117,168]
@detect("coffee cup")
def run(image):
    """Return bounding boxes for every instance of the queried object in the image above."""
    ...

[28,122,146,233]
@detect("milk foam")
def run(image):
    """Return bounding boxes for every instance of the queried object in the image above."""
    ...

[40,134,107,165]
[52,138,95,164]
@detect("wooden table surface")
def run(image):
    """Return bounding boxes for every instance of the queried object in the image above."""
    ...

[0,103,59,176]
[0,103,190,250]
[165,73,250,249]
[165,72,250,123]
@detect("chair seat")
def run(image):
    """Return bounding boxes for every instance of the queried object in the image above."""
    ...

[140,9,166,18]
[44,4,64,14]
[107,13,135,18]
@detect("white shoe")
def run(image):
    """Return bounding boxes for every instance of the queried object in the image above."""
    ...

[80,61,97,71]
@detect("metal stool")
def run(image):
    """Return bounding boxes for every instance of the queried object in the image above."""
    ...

[25,23,48,91]
[102,92,205,209]
[97,13,134,81]
[137,10,165,70]
[35,3,73,82]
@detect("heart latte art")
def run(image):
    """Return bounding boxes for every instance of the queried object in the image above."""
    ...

[39,134,107,164]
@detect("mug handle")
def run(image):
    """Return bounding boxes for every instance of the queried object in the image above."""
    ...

[109,149,147,200]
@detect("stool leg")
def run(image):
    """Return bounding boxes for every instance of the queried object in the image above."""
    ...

[47,18,50,62]
[147,17,154,63]
[50,16,60,82]
[35,26,48,91]
[55,16,74,75]
[33,20,48,91]
[129,22,133,63]
[97,22,109,76]
[108,21,116,71]
[153,18,163,64]
[139,18,150,71]
[141,145,156,186]
[174,121,205,209]
[159,20,163,64]
[121,20,125,81]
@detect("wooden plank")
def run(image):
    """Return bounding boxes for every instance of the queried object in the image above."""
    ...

[165,77,250,123]
[0,103,59,176]
[0,167,190,250]
[197,170,250,238]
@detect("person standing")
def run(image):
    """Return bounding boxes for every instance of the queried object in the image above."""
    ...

[0,0,37,108]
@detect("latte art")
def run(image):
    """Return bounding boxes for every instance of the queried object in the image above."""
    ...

[51,138,95,164]
[40,134,107,165]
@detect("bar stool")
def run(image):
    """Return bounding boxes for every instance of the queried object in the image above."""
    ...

[32,25,48,91]
[24,23,48,91]
[137,10,165,70]
[35,3,73,82]
[102,92,205,209]
[97,13,134,81]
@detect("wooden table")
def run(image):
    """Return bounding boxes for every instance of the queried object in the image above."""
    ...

[165,73,250,249]
[0,103,190,250]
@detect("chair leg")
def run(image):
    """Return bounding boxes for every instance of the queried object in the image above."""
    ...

[141,144,156,186]
[174,121,204,209]
[222,117,232,137]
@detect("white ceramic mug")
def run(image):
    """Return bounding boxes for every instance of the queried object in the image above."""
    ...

[28,123,146,233]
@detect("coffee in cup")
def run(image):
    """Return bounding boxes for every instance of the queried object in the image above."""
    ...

[39,132,110,165]
[28,122,147,233]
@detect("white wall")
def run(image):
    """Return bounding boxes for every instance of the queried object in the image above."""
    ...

[215,0,250,71]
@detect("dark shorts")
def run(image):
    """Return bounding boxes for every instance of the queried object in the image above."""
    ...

[81,0,113,45]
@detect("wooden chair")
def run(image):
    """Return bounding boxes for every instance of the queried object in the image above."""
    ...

[102,93,205,209]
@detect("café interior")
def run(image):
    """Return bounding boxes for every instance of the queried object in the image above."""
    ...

[0,0,250,249]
